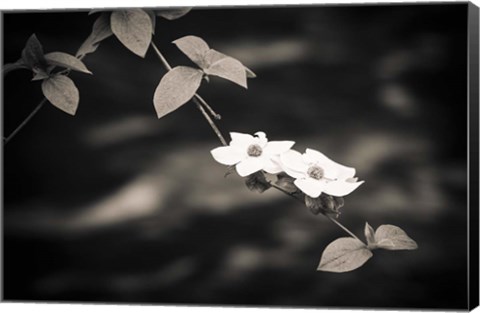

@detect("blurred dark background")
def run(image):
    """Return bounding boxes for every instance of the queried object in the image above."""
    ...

[2,3,469,309]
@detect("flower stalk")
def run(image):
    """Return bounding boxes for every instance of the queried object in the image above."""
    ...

[269,178,362,242]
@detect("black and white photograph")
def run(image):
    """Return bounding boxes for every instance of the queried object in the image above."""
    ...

[1,1,479,311]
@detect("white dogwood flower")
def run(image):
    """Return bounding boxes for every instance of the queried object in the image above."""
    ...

[211,131,295,177]
[280,148,364,198]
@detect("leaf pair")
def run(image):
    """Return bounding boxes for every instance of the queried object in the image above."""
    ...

[7,34,92,115]
[79,8,191,58]
[174,35,255,87]
[317,223,417,273]
[153,36,256,119]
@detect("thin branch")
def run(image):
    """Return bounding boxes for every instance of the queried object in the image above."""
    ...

[325,214,362,242]
[151,41,172,71]
[4,98,47,145]
[269,180,362,242]
[192,98,227,146]
[150,41,227,146]
[194,94,221,120]
[151,40,360,242]
[2,62,27,77]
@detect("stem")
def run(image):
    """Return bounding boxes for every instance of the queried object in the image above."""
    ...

[4,98,47,145]
[150,41,228,146]
[325,214,362,242]
[151,42,172,71]
[194,94,221,120]
[192,97,227,146]
[2,62,26,77]
[151,41,360,242]
[269,180,362,242]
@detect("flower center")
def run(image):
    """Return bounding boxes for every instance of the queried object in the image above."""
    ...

[307,166,324,180]
[247,144,263,157]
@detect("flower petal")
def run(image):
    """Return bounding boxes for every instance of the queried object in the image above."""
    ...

[263,156,283,174]
[263,141,295,156]
[211,146,244,165]
[253,131,268,148]
[323,180,364,197]
[305,148,356,180]
[294,177,326,198]
[280,149,308,175]
[230,132,254,149]
[236,157,266,177]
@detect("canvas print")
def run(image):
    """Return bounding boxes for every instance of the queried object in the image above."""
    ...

[2,2,479,310]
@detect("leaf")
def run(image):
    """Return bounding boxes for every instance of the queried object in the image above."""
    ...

[173,35,210,68]
[155,7,192,20]
[144,10,156,34]
[76,13,113,58]
[89,9,110,15]
[374,225,418,250]
[21,34,48,71]
[2,62,29,75]
[245,66,257,78]
[153,66,203,118]
[365,222,376,246]
[317,237,373,273]
[41,75,79,115]
[45,52,92,74]
[204,56,248,89]
[32,71,50,81]
[205,49,256,79]
[172,36,255,82]
[110,9,152,57]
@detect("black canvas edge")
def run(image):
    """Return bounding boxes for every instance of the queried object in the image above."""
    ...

[0,9,5,304]
[468,1,480,311]
[0,2,477,310]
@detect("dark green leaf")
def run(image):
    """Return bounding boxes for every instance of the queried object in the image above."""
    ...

[41,75,79,115]
[153,66,203,118]
[155,7,192,20]
[45,52,92,74]
[172,35,210,68]
[21,34,48,71]
[204,56,248,89]
[76,13,113,58]
[111,9,152,57]
[374,225,418,250]
[317,237,373,273]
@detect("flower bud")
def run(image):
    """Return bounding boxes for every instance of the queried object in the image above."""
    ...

[275,172,298,193]
[305,194,345,215]
[245,171,271,193]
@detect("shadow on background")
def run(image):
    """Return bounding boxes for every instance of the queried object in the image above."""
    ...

[2,4,468,309]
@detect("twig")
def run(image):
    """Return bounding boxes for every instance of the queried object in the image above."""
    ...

[2,62,27,76]
[192,97,227,146]
[151,41,172,71]
[4,98,47,145]
[151,40,360,242]
[325,214,362,242]
[150,41,227,146]
[194,94,221,120]
[270,180,362,242]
